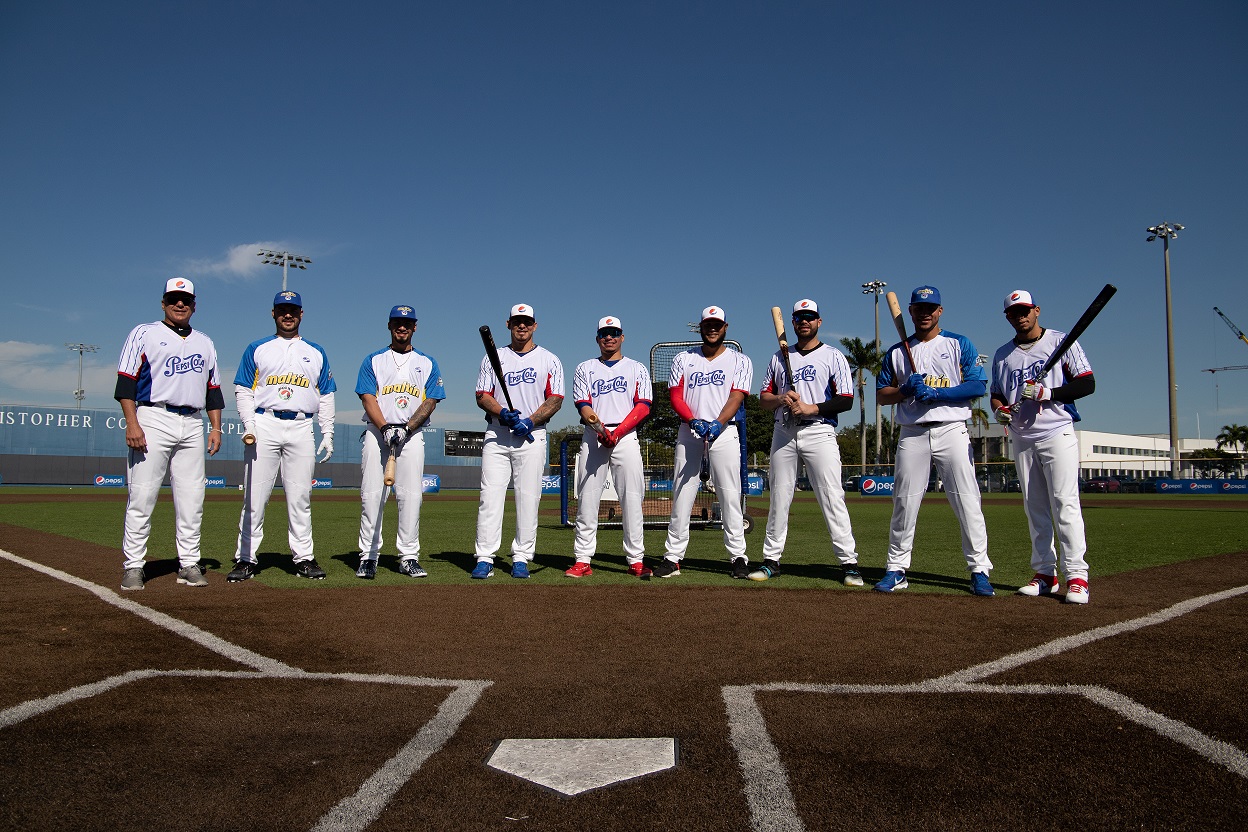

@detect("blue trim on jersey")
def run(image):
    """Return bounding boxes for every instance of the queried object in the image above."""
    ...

[354,347,388,397]
[944,330,986,384]
[305,339,337,393]
[233,336,274,388]
[134,356,153,402]
[424,352,446,400]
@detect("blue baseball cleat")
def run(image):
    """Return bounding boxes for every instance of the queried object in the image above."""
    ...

[511,561,530,579]
[471,561,494,580]
[874,570,908,593]
[970,572,995,596]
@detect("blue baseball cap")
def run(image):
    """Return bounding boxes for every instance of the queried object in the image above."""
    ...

[273,290,302,308]
[389,305,417,321]
[910,285,941,306]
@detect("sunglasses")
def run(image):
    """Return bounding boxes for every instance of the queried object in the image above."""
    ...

[793,312,818,322]
[597,329,623,339]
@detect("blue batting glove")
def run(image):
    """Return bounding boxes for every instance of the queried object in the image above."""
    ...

[511,417,535,438]
[498,408,520,428]
[899,373,924,397]
[913,382,937,402]
[705,421,723,441]
[690,419,709,437]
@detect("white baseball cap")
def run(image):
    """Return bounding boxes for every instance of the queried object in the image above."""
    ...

[1003,290,1037,311]
[701,305,727,323]
[793,299,818,315]
[597,316,623,332]
[509,303,536,320]
[164,277,195,297]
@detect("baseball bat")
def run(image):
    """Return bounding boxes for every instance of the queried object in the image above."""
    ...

[885,292,917,375]
[770,307,796,388]
[584,410,608,438]
[700,436,710,483]
[479,325,533,443]
[1038,283,1117,378]
[383,444,397,486]
[243,434,256,445]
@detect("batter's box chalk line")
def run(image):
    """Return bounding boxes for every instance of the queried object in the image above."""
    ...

[724,582,1248,832]
[0,548,491,832]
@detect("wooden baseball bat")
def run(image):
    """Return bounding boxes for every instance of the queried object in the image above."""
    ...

[583,410,608,437]
[383,443,397,486]
[885,292,918,375]
[770,307,795,388]
[479,325,533,443]
[243,434,256,445]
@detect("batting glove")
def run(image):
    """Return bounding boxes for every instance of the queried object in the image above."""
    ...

[913,381,937,402]
[498,408,521,428]
[383,427,406,447]
[317,435,334,462]
[705,421,723,441]
[511,417,535,438]
[1022,380,1051,401]
[994,406,1013,425]
[899,372,925,396]
[689,419,709,437]
[600,428,618,447]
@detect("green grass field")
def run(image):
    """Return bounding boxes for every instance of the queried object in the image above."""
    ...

[1,488,1245,592]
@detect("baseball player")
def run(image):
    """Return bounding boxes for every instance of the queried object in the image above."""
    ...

[654,305,753,579]
[875,286,994,596]
[566,316,654,579]
[354,305,445,579]
[754,299,863,584]
[990,290,1095,604]
[115,277,223,590]
[228,291,336,582]
[472,303,564,579]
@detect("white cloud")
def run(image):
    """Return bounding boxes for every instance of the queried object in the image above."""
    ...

[0,341,115,407]
[179,241,294,281]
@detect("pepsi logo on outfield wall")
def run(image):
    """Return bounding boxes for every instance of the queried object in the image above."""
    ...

[94,475,125,487]
[860,477,895,495]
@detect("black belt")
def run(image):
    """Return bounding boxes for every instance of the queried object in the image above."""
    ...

[139,402,200,416]
[256,408,311,420]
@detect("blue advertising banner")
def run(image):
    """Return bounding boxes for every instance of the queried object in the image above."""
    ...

[859,476,895,496]
[205,476,227,488]
[422,474,440,493]
[745,474,765,495]
[1156,479,1248,494]
[311,478,334,489]
[541,475,561,494]
[94,474,125,487]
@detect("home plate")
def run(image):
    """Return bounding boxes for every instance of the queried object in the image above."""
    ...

[486,738,677,796]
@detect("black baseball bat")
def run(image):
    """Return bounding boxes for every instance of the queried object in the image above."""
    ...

[700,436,710,483]
[480,325,533,443]
[1039,284,1117,377]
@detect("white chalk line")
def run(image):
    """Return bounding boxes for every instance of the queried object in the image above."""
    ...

[0,547,493,832]
[724,584,1248,832]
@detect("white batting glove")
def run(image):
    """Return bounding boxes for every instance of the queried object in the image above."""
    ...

[317,435,334,462]
[1022,380,1051,402]
[382,427,406,446]
[994,406,1013,425]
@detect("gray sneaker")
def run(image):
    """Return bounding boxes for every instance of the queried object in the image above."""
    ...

[398,559,428,578]
[121,567,145,591]
[176,564,208,587]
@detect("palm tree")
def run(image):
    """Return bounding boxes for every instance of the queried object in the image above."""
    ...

[969,404,989,467]
[1216,423,1248,455]
[841,337,882,475]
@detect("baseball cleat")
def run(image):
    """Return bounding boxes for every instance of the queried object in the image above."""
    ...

[748,559,781,581]
[356,559,377,580]
[511,561,530,579]
[874,570,908,593]
[627,561,653,579]
[1017,573,1060,597]
[650,559,681,579]
[398,559,428,578]
[565,562,594,578]
[470,561,494,579]
[227,560,258,582]
[1065,578,1090,604]
[176,564,208,587]
[970,571,995,596]
[120,567,146,591]
[730,558,750,579]
[295,559,327,580]
[842,567,864,587]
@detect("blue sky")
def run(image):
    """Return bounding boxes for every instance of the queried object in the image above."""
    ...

[2,1,1245,438]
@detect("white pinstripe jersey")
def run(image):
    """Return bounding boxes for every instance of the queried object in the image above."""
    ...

[669,347,752,421]
[572,356,653,424]
[991,328,1093,440]
[476,345,564,419]
[760,343,855,426]
[116,321,220,408]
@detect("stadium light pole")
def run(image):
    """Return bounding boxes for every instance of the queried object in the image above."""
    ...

[862,280,887,468]
[256,249,312,291]
[1146,221,1184,478]
[65,343,98,409]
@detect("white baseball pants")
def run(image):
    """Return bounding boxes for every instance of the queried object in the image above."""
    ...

[235,413,316,564]
[359,425,426,560]
[763,422,858,564]
[122,406,206,570]
[663,422,745,561]
[1014,427,1088,581]
[474,425,547,563]
[573,430,645,564]
[886,421,991,574]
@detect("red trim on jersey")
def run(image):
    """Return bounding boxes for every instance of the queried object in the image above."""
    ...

[669,382,694,422]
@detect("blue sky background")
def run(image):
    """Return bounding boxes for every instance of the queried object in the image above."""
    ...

[2,1,1245,438]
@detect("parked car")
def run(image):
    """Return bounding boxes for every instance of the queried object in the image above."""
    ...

[1005,479,1022,492]
[1118,476,1143,494]
[843,475,862,492]
[1085,477,1121,493]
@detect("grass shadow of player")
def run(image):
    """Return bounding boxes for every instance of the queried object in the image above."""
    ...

[902,568,1003,595]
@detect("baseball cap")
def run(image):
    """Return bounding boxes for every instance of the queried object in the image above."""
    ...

[509,303,536,320]
[701,305,727,323]
[164,277,195,298]
[911,285,941,306]
[793,299,819,315]
[389,305,417,321]
[597,315,623,334]
[1003,290,1037,311]
[273,290,303,308]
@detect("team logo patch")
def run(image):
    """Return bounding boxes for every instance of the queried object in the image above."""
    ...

[279,387,293,400]
[914,288,937,301]
[396,396,410,410]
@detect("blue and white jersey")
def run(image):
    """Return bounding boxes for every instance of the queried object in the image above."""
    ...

[670,347,752,422]
[234,335,335,414]
[991,328,1092,441]
[356,347,445,425]
[760,343,854,426]
[878,330,985,426]
[573,356,652,424]
[117,321,220,408]
[476,345,564,419]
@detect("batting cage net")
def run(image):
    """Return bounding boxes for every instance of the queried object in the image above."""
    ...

[559,339,752,531]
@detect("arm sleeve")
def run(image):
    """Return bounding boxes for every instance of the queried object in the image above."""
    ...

[235,385,257,432]
[669,382,694,422]
[615,401,651,436]
[817,395,854,417]
[205,386,225,412]
[115,375,138,402]
[1052,373,1094,403]
[317,391,336,437]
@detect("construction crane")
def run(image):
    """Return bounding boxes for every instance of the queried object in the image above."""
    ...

[1214,307,1248,347]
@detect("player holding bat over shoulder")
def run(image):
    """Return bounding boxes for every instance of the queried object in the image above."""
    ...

[565,316,654,579]
[990,290,1097,604]
[754,299,863,585]
[353,305,445,580]
[472,303,564,580]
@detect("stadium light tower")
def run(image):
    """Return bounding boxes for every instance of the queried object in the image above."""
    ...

[256,249,312,291]
[65,343,98,409]
[862,280,887,466]
[1146,221,1184,478]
